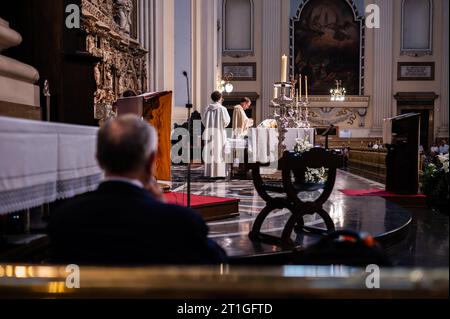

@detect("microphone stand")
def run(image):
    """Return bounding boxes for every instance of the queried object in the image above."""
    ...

[183,71,193,208]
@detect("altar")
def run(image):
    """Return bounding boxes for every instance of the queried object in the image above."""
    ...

[242,58,343,246]
[0,116,102,216]
[246,128,315,164]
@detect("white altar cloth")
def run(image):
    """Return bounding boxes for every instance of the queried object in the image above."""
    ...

[247,128,315,164]
[0,116,103,215]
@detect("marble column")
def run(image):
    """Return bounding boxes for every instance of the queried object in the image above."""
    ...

[141,0,220,123]
[138,0,150,87]
[139,0,174,93]
[370,0,394,137]
[438,0,449,138]
[261,0,281,121]
[192,0,219,113]
[259,0,292,121]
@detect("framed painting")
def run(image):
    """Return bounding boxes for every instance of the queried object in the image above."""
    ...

[291,0,363,95]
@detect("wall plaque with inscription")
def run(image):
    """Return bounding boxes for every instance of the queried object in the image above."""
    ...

[222,63,256,81]
[398,62,435,81]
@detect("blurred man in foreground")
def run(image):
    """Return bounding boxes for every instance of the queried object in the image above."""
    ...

[49,115,227,265]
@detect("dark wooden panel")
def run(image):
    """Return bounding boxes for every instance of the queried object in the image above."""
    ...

[3,0,98,126]
[348,148,387,183]
[0,101,41,121]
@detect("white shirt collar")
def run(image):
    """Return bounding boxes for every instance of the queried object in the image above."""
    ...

[102,177,144,189]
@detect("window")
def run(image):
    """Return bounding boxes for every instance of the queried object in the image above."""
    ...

[401,0,433,55]
[223,0,254,56]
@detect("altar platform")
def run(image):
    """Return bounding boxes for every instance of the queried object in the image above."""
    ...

[164,193,240,221]
[172,166,449,267]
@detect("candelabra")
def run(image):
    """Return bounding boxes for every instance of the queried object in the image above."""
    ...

[270,84,311,127]
[270,82,311,158]
[299,99,311,129]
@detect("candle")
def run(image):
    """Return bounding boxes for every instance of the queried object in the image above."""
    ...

[305,75,308,100]
[281,55,287,83]
[299,74,302,100]
[273,87,278,100]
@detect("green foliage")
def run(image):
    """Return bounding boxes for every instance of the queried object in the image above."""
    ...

[420,161,449,210]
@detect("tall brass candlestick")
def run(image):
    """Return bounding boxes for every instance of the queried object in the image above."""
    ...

[299,74,302,100]
[290,75,297,99]
[305,76,308,101]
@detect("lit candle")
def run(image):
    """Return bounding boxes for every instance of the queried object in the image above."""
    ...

[305,75,308,100]
[281,55,287,83]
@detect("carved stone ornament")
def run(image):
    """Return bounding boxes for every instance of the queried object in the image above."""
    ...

[116,0,133,35]
[82,0,148,121]
[308,108,359,126]
[302,96,370,128]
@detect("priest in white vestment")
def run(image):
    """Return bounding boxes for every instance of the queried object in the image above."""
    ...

[232,97,253,138]
[202,91,231,178]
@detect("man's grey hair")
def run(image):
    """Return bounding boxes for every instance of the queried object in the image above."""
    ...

[97,114,158,174]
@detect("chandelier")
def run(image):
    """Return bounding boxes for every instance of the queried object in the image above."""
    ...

[219,73,234,94]
[330,80,346,102]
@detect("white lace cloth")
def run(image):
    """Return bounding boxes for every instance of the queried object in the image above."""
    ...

[0,116,103,215]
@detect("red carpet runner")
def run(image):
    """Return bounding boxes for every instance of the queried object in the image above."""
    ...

[339,189,426,198]
[164,193,238,206]
[164,193,240,221]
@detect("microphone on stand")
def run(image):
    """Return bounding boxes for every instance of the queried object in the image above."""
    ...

[182,71,193,207]
[182,71,193,109]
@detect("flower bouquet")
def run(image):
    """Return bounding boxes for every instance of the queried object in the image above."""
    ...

[420,153,449,214]
[293,137,328,190]
[293,137,313,154]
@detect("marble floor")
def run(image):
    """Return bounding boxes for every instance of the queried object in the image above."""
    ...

[172,166,449,267]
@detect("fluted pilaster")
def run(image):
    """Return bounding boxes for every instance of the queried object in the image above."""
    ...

[438,0,449,137]
[261,0,281,121]
[192,0,219,113]
[371,0,394,136]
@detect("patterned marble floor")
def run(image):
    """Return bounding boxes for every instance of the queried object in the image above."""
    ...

[172,166,449,267]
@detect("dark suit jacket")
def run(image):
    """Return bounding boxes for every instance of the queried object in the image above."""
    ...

[48,181,227,265]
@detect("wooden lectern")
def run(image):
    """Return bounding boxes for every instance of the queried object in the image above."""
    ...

[383,113,420,194]
[116,92,173,182]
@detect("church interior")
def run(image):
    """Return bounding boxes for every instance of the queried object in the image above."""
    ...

[0,0,448,302]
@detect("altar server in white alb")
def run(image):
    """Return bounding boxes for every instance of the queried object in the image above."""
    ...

[202,91,231,178]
